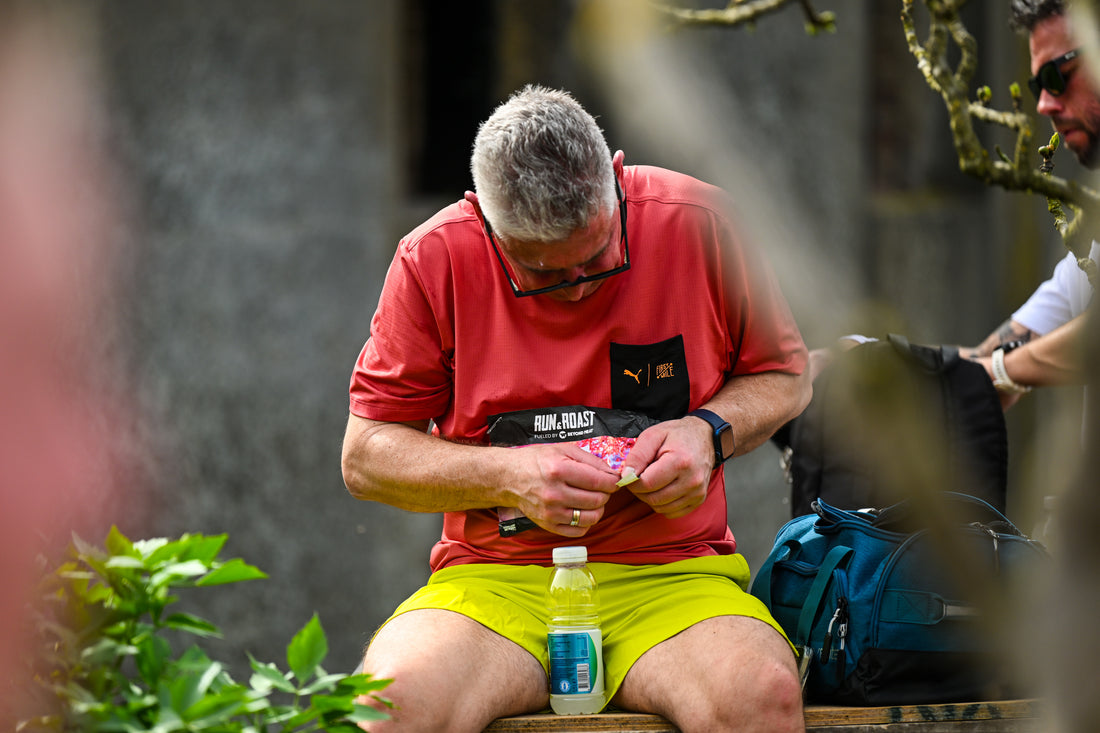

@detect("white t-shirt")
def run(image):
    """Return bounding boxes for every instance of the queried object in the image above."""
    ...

[1012,241,1098,334]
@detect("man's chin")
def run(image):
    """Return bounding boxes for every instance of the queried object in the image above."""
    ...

[1063,131,1100,168]
[1076,144,1100,169]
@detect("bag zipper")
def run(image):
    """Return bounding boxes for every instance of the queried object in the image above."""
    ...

[821,596,849,661]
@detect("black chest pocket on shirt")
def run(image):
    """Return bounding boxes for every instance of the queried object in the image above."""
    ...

[610,335,690,420]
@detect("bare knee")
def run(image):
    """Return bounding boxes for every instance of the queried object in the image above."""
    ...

[620,617,804,733]
[356,647,445,733]
[737,658,804,732]
[680,657,804,733]
[356,610,547,733]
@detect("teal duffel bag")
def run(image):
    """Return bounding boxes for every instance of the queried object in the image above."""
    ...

[750,492,1049,705]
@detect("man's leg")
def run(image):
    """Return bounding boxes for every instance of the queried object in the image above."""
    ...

[358,608,548,733]
[613,615,804,733]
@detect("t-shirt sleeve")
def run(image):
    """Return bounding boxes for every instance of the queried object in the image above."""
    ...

[717,213,808,377]
[349,243,454,423]
[1012,251,1086,335]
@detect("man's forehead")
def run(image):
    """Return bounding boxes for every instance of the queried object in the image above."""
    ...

[1030,13,1074,65]
[502,210,616,271]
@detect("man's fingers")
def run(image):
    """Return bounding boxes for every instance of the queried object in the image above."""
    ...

[616,466,639,487]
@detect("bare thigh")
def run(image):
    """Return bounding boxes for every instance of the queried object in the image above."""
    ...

[359,608,548,733]
[614,615,804,733]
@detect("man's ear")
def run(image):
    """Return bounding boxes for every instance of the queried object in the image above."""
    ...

[613,149,625,178]
[464,190,486,225]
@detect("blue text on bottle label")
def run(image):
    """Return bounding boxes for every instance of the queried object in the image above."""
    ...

[548,629,601,695]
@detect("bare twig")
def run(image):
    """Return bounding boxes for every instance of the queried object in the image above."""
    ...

[652,0,836,34]
[903,0,1099,281]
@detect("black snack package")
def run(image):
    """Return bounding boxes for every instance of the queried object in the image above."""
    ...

[487,405,660,537]
[487,405,660,446]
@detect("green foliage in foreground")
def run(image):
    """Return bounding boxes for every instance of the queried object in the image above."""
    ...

[18,527,390,732]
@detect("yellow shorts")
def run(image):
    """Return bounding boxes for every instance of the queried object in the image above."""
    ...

[380,554,791,708]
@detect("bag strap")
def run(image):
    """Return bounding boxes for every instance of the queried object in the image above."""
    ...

[796,544,853,645]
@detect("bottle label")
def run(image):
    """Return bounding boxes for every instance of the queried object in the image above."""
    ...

[548,628,603,695]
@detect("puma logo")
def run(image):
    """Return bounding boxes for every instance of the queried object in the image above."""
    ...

[623,368,642,384]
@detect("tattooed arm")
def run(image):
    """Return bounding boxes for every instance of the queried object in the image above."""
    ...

[958,319,1038,360]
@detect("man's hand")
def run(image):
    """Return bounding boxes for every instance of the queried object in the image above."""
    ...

[511,442,621,536]
[617,418,714,519]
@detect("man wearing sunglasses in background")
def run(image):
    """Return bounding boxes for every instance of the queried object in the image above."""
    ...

[342,84,810,732]
[960,1,1098,402]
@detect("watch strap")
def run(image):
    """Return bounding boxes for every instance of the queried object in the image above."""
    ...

[688,408,735,463]
[991,347,1031,394]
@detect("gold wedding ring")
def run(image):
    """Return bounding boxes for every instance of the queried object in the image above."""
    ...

[570,508,581,527]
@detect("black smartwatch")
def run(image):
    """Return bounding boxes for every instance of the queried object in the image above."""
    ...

[688,408,736,465]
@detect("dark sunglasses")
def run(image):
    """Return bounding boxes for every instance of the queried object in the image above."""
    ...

[1028,48,1081,99]
[484,181,629,298]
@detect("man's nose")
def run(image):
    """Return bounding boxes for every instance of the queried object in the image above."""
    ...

[1036,90,1063,118]
[564,265,588,282]
[555,285,588,301]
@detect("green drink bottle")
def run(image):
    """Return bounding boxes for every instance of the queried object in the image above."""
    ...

[546,546,605,715]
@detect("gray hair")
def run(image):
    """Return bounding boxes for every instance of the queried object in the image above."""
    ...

[1009,0,1065,33]
[471,85,616,243]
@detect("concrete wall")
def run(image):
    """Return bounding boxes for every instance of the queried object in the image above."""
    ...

[75,0,1070,680]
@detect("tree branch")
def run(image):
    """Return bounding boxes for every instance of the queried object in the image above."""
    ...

[653,0,836,34]
[903,0,1099,284]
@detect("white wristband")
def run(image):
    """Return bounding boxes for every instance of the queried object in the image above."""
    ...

[991,347,1031,394]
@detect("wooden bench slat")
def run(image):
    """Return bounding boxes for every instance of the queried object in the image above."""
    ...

[483,698,1043,732]
[804,698,1041,726]
[483,713,675,732]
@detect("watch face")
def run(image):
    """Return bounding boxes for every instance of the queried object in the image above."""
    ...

[718,426,735,460]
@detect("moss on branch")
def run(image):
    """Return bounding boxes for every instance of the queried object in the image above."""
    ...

[903,0,1100,278]
[653,0,835,34]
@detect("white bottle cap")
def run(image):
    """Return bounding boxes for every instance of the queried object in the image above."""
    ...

[553,546,587,564]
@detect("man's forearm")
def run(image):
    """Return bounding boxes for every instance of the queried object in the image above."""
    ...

[700,369,812,456]
[341,414,517,512]
[959,319,1036,359]
[1002,314,1087,387]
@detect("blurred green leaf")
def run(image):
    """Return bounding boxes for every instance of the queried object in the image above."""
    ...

[334,674,393,697]
[181,534,228,564]
[150,560,212,589]
[286,614,327,683]
[20,530,391,732]
[132,536,171,560]
[347,702,391,723]
[104,526,135,558]
[135,635,171,686]
[105,556,147,570]
[299,672,348,695]
[248,655,297,695]
[196,558,268,587]
[162,612,221,638]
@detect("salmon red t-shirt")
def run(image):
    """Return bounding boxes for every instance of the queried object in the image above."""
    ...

[349,161,807,570]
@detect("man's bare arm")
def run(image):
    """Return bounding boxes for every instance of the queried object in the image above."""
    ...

[705,369,813,457]
[340,414,620,534]
[341,416,506,512]
[958,319,1037,360]
[997,313,1087,387]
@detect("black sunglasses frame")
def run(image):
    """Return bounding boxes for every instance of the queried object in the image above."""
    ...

[485,183,630,298]
[1028,48,1081,99]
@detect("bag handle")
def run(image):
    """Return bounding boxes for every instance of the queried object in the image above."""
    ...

[812,498,875,527]
[796,544,853,645]
[871,491,1024,536]
[816,493,1026,538]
